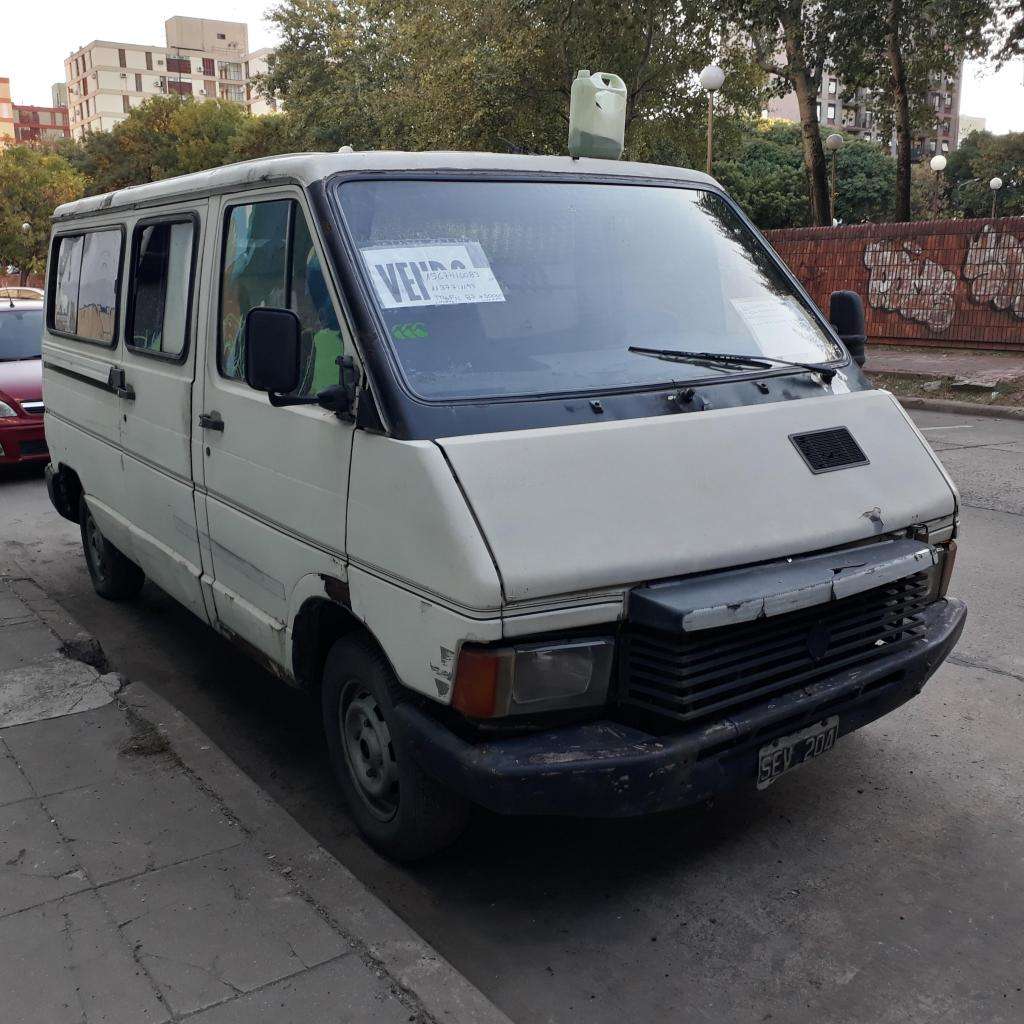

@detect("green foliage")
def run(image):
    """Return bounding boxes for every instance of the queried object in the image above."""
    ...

[264,0,769,159]
[0,146,85,278]
[833,137,896,223]
[714,121,897,229]
[945,130,1024,216]
[715,122,813,229]
[828,0,999,219]
[60,97,296,196]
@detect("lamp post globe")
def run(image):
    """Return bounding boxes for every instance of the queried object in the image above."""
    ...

[20,222,30,234]
[699,64,725,176]
[930,155,947,173]
[699,64,725,93]
[825,133,844,153]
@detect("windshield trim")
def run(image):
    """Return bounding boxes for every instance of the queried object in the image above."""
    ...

[327,170,849,409]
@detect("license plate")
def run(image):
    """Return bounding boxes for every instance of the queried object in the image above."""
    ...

[756,716,839,790]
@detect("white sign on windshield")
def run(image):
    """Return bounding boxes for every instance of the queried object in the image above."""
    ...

[361,243,506,309]
[731,296,823,359]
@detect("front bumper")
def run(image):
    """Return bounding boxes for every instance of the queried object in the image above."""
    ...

[0,417,47,464]
[395,598,967,817]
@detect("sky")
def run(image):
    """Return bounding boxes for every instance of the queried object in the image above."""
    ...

[4,2,1024,134]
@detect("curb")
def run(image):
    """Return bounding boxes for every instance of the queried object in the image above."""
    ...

[897,396,1024,421]
[5,571,512,1024]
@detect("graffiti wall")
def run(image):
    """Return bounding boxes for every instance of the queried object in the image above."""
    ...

[765,217,1024,351]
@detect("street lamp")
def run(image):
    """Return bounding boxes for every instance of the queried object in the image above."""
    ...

[20,223,30,234]
[990,176,1003,218]
[930,154,947,218]
[825,133,844,224]
[699,63,725,176]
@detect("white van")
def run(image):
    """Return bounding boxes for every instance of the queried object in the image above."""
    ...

[42,152,966,859]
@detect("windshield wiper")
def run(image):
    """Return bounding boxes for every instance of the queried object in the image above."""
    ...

[628,346,836,383]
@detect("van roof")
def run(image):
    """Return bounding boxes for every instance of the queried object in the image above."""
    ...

[52,151,718,222]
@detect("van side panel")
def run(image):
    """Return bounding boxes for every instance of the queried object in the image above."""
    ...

[42,219,130,555]
[348,567,502,702]
[118,203,209,621]
[346,433,503,615]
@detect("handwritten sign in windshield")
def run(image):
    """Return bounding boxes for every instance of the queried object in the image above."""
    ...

[361,243,506,309]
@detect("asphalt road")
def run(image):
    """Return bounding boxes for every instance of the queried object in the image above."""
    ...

[2,408,1022,1024]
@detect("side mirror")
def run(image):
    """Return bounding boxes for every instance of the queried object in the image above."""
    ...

[244,307,301,395]
[829,290,867,368]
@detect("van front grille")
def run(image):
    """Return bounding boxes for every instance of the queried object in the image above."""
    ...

[619,573,930,728]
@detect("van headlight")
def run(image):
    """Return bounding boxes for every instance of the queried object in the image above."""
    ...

[0,398,18,419]
[452,638,615,718]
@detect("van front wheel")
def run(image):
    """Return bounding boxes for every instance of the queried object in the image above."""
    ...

[322,636,469,861]
[79,497,145,601]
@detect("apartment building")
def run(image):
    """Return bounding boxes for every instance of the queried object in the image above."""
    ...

[958,114,986,144]
[0,79,14,148]
[64,17,277,139]
[766,66,963,159]
[13,104,70,145]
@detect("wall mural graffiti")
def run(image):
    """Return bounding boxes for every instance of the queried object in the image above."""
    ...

[964,225,1024,320]
[766,217,1024,350]
[862,240,957,332]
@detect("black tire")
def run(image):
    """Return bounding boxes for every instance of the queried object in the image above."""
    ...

[322,635,469,861]
[79,496,145,601]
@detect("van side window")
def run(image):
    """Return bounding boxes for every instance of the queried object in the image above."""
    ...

[50,229,122,345]
[127,220,195,358]
[219,199,342,394]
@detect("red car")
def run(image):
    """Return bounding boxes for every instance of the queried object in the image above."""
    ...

[0,298,47,466]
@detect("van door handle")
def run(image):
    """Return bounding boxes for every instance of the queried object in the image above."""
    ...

[198,411,224,432]
[107,366,135,401]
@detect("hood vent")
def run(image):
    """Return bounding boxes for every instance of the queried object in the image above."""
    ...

[790,427,869,474]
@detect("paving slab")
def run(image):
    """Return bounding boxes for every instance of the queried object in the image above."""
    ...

[0,797,89,917]
[0,739,32,807]
[0,889,170,1024]
[100,843,350,1016]
[46,763,243,885]
[185,955,414,1024]
[2,701,140,796]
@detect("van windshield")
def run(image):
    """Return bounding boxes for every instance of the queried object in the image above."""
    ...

[337,180,843,401]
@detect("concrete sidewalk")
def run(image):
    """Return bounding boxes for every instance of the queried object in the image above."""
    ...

[864,345,1024,387]
[0,573,512,1024]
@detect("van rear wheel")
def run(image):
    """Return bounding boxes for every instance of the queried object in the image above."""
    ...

[322,636,469,861]
[79,496,145,601]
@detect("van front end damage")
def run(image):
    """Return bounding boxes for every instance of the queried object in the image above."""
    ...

[393,592,966,818]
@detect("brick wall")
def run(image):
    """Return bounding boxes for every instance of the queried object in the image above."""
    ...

[765,218,1024,352]
[0,273,44,290]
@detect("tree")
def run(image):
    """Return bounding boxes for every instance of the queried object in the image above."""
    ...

[723,0,834,225]
[829,0,997,221]
[228,113,303,161]
[998,2,1023,60]
[945,129,1024,217]
[715,121,815,228]
[63,97,253,195]
[264,0,767,160]
[715,121,897,228]
[0,147,85,283]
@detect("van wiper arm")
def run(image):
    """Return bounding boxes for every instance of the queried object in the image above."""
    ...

[627,346,836,383]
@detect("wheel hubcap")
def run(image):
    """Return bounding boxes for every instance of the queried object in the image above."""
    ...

[340,685,399,821]
[86,517,107,582]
